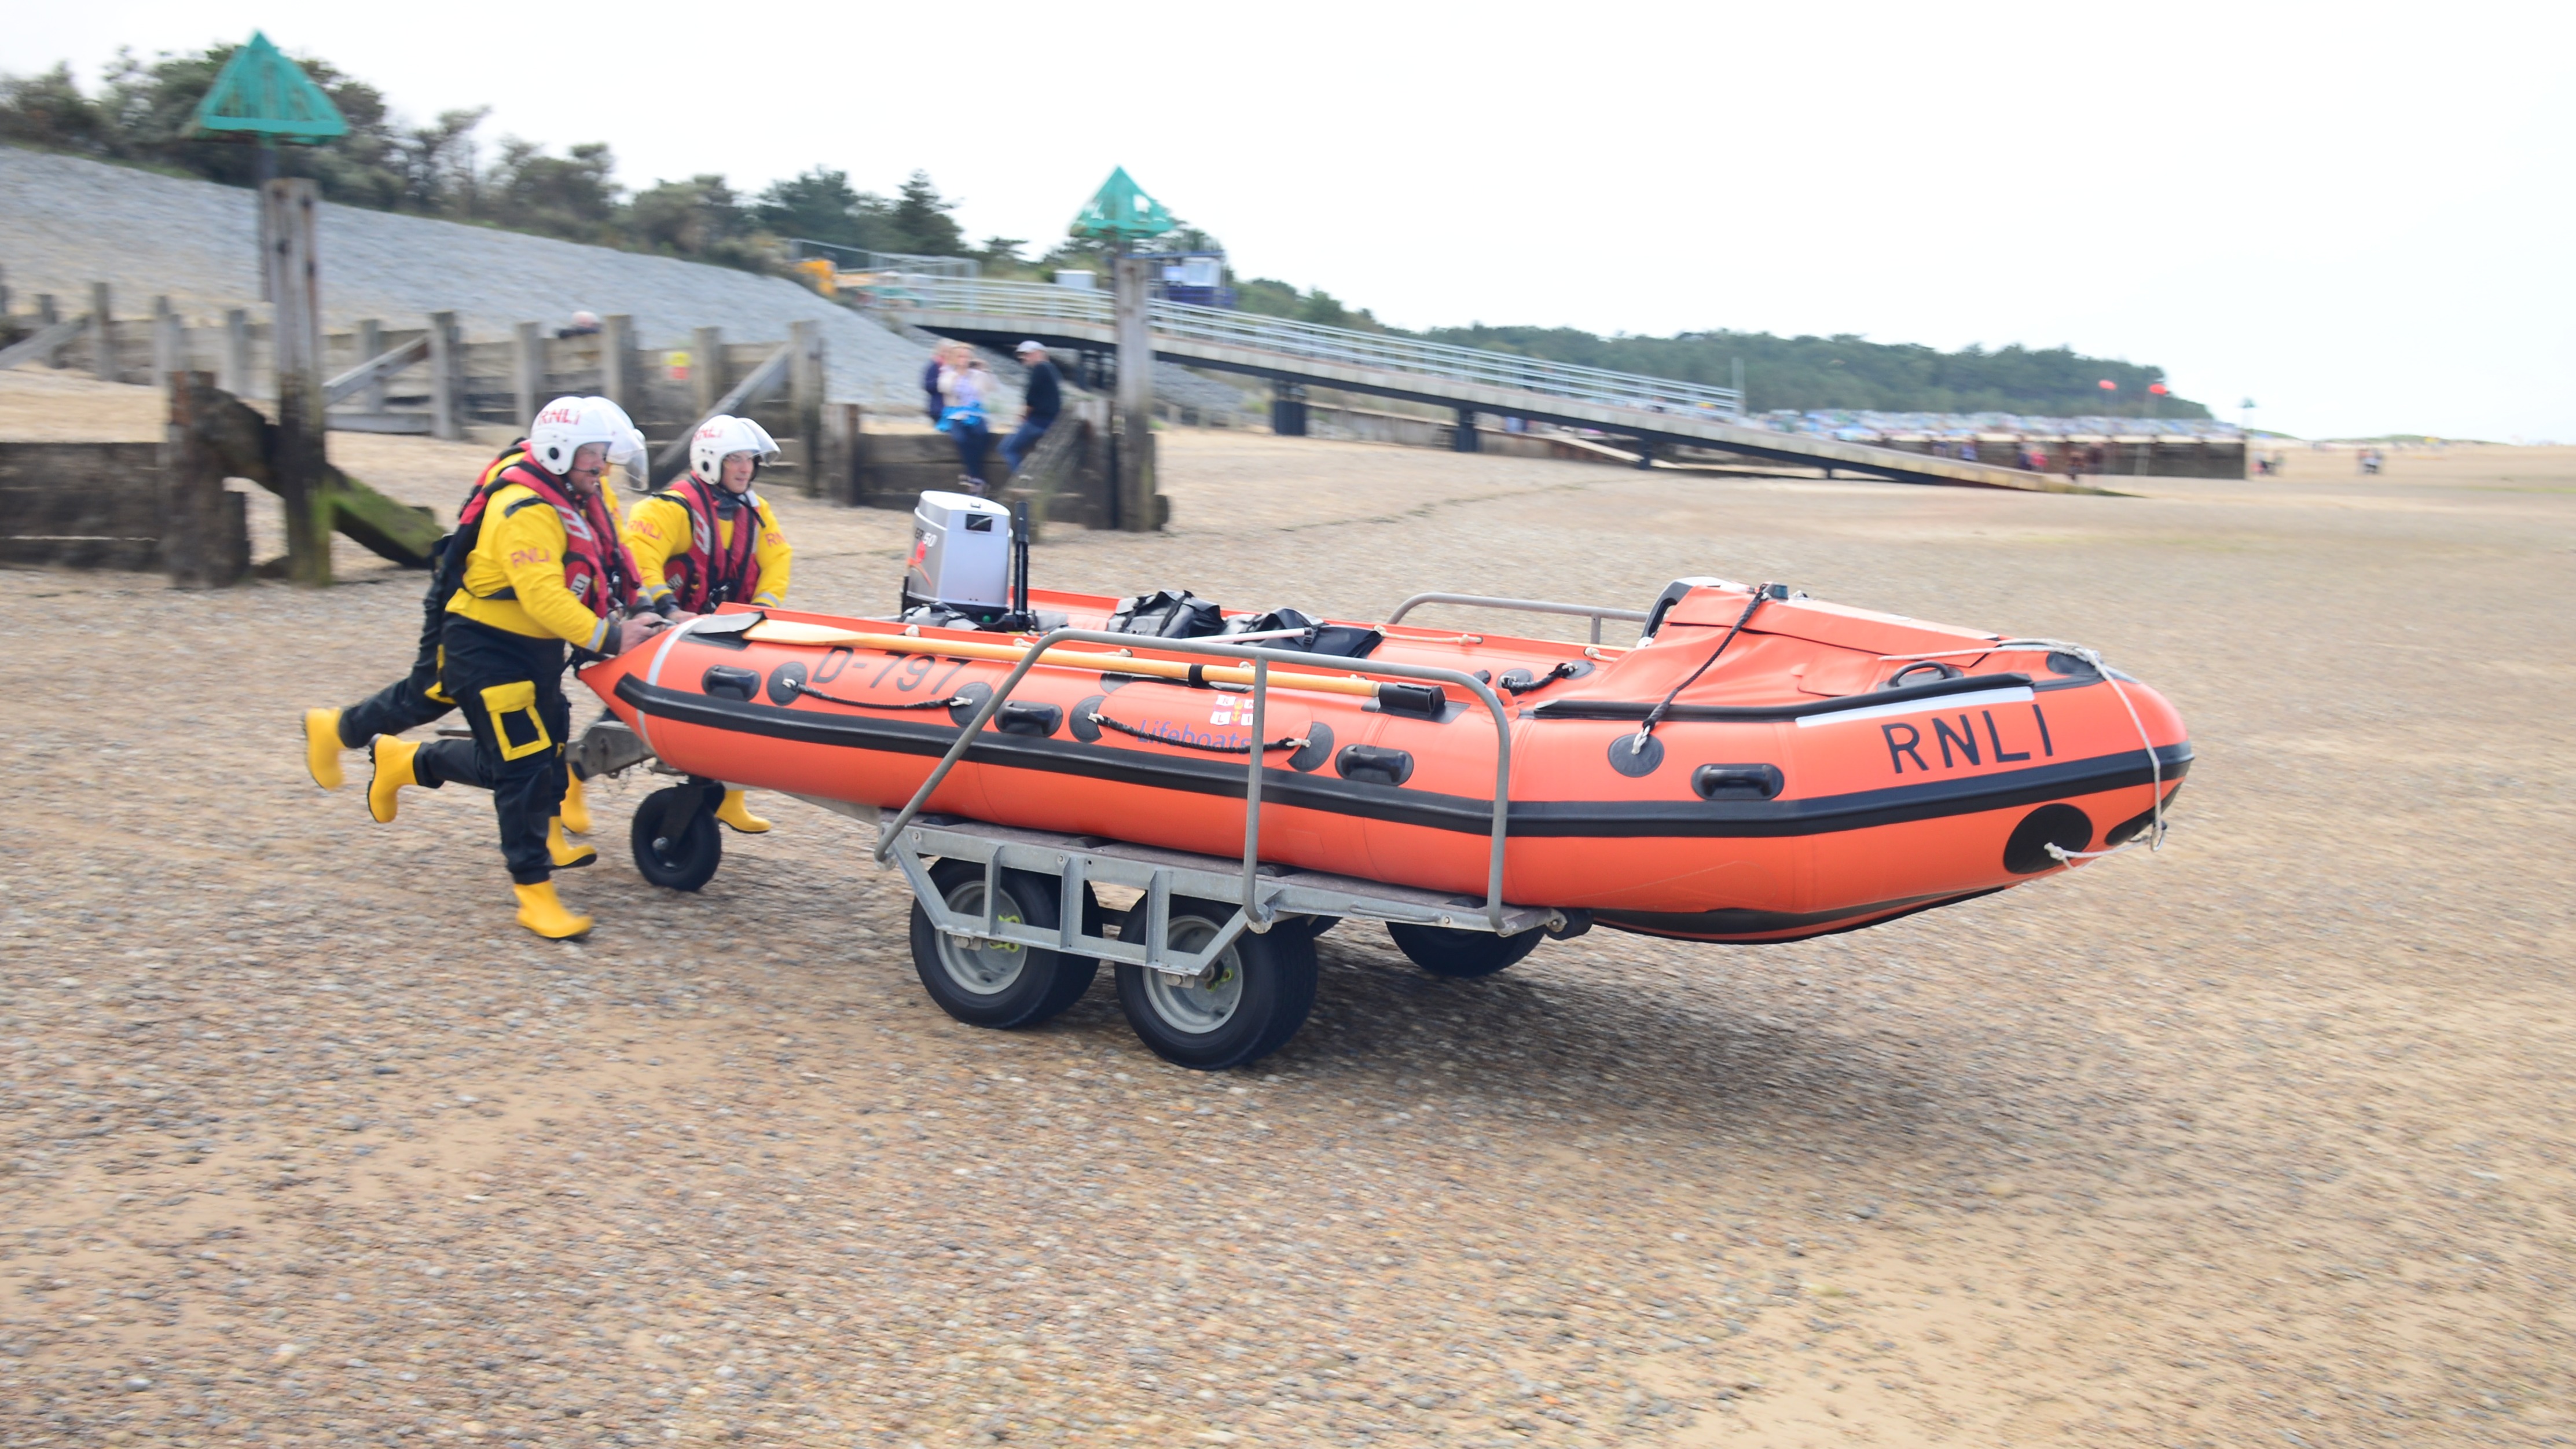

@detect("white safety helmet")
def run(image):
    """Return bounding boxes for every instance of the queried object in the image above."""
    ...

[527,395,636,476]
[688,414,781,487]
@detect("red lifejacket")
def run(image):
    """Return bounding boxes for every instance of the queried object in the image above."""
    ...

[486,461,643,618]
[651,476,763,612]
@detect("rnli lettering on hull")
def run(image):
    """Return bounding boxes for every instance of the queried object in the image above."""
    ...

[1790,684,2057,777]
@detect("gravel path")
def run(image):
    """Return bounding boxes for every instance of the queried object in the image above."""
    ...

[0,146,947,412]
[3,389,2571,1446]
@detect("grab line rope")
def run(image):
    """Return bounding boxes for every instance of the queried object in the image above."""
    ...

[1872,637,2170,861]
[792,683,964,711]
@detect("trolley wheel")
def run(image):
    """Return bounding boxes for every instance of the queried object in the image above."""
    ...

[1385,922,1543,978]
[1115,898,1318,1071]
[908,859,1101,1029]
[630,786,722,892]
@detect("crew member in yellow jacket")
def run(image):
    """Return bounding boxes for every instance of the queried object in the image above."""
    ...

[367,396,664,939]
[626,414,792,835]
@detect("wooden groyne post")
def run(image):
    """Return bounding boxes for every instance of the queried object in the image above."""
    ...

[262,178,334,586]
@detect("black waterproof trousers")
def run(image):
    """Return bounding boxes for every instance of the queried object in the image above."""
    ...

[413,617,571,886]
[336,564,454,746]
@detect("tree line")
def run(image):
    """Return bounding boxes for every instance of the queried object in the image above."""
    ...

[0,43,1001,273]
[1,43,2208,417]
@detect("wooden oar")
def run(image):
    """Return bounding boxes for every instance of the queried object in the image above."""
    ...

[740,618,1389,700]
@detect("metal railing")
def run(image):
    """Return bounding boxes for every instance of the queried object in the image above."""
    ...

[873,628,1521,959]
[1385,592,1654,647]
[787,240,979,279]
[880,276,1745,420]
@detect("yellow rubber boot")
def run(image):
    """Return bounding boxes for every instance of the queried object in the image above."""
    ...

[368,738,420,824]
[559,768,592,835]
[512,881,593,940]
[304,709,346,791]
[714,789,772,834]
[547,817,597,870]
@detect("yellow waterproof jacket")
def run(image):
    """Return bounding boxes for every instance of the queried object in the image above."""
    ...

[627,490,791,610]
[446,477,633,652]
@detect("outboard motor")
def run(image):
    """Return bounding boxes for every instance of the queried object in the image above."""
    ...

[901,490,1039,630]
[904,490,1012,617]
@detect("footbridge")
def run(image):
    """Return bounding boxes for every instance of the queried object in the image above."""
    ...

[879,277,2078,493]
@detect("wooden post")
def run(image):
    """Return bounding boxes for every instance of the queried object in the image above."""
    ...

[262,179,334,587]
[32,295,63,369]
[89,282,115,383]
[789,318,825,498]
[355,318,386,413]
[602,313,636,417]
[825,401,863,505]
[1111,254,1159,532]
[164,371,251,588]
[221,309,252,395]
[512,321,543,427]
[152,296,183,406]
[427,310,462,442]
[692,326,724,420]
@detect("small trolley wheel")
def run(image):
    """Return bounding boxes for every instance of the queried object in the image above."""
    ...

[1115,898,1318,1070]
[1385,922,1543,978]
[630,786,722,892]
[908,859,1101,1029]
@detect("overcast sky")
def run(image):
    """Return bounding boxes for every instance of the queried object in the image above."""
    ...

[10,0,2571,439]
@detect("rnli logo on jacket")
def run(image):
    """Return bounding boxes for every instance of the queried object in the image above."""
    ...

[509,546,553,567]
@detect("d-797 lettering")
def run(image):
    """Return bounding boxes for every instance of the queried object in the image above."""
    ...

[1883,705,2054,775]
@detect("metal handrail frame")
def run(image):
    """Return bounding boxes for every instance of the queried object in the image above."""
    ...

[871,628,1520,942]
[1385,592,1653,646]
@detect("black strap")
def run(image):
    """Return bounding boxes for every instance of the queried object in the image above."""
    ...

[1634,584,1777,748]
[1499,661,1582,694]
[1087,709,1305,754]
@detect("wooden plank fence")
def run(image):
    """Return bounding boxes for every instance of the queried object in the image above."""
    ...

[0,269,1140,581]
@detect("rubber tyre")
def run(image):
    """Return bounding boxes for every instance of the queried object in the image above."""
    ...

[908,859,1102,1029]
[1115,897,1318,1070]
[1386,922,1543,978]
[631,786,722,892]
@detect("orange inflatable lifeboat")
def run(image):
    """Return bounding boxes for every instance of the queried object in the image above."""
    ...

[572,493,2188,1068]
[582,580,2186,945]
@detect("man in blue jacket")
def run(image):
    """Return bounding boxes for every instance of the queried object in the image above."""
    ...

[1001,340,1063,474]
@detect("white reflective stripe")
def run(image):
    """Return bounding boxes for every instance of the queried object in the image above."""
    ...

[1792,685,2035,728]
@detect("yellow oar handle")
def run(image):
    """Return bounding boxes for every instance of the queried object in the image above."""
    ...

[741,621,1385,700]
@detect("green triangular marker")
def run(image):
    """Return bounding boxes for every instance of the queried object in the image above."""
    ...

[190,32,348,142]
[1070,166,1175,243]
